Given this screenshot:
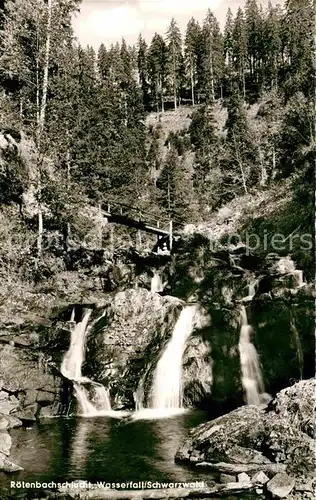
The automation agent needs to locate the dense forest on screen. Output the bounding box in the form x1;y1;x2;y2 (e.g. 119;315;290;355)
0;0;314;287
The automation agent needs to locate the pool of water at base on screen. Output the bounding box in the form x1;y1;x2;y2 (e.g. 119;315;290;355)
0;410;259;499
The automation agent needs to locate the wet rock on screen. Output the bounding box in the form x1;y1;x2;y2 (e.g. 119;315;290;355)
9;394;19;405
176;404;265;464
238;472;251;483
0;452;23;472
36;390;55;406
266;473;295;498
15;403;37;423
0;431;12;455
0;390;8;400
0;344;60;394
183;337;213;406
295;479;314;492
219;473;236;484
38;405;55;418
252;471;269;485
0;417;9;430
24;389;37;406
11;333;39;347
3;414;22;428
0;400;18;415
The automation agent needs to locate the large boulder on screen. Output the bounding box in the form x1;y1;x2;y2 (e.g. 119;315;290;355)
176;379;315;477
0;431;11;455
266;473;295;498
0;452;23;472
183;337;213;406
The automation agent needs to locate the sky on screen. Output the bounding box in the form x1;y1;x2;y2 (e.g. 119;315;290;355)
72;0;259;49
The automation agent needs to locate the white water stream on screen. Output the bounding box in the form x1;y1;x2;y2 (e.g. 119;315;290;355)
238;306;270;405
61;309;113;417
152;305;198;410
151;272;164;293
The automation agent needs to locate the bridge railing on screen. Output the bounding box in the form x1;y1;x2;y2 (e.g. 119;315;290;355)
102;200;171;233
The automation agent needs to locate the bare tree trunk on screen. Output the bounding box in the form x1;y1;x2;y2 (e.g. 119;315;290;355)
259;148;267;186
66;151;71;249
242;66;246;101
36;0;53;260
173;64;177;110
161;76;165;113
98;203;103;248
19;90;23;122
271;146;276;180
233;134;248;195
314;0;316;156
39;0;52;135
209;36;215;102
290;316;304;380
190;66;195;107
167;174;171;213
123;94;128;126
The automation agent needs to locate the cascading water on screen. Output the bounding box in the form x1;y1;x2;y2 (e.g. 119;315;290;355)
61;309;112;416
132;304;211;420
61;309;92;381
151;272;164;293
248;280;258;299
152;305;198;409
238;306;269;405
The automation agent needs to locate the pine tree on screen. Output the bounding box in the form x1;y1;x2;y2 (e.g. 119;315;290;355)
278;92;314;176
148;33;168;112
224;89;257;195
184;17;201;106
232;8;248;99
224;8;234;90
202;9;224;102
245;0;263;91
166;18;182;109
137;34;150;109
98;43;110;81
264;2;282;89
282;0;314;96
157;146;189;224
189;104;222;211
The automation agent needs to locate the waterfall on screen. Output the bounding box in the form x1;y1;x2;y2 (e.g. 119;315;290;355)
151;272;164;293
242;279;258;302
277;256;304;288
70;307;75;323
248;280;258;299
61;309;112;416
152;305;198;410
61;309;92;381
238;306;269;405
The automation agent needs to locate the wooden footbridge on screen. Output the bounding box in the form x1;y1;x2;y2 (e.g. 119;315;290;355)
101;200;176;253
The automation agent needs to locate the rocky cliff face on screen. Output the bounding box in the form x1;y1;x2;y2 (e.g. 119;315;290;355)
85;288;183;409
0;236;313;418
165;235;314;411
0;230;314;480
76;236;314;415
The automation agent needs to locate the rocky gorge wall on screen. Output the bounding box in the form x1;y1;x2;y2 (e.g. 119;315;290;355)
0;232;314;478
